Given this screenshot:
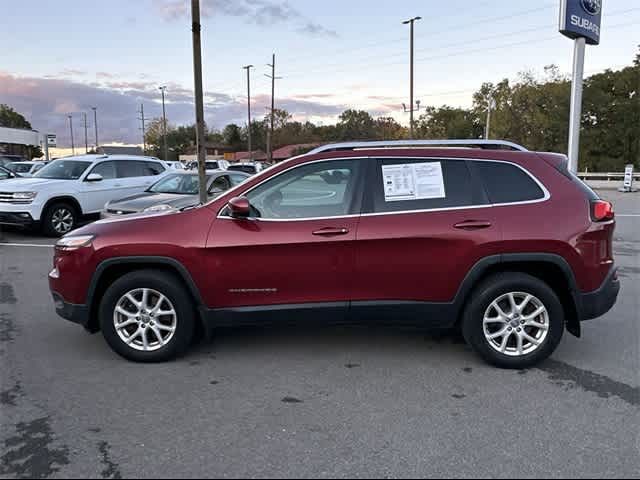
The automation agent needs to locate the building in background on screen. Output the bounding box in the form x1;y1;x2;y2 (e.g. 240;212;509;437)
0;126;40;159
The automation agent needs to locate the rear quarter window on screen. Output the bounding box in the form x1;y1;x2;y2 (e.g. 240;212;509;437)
471;161;546;204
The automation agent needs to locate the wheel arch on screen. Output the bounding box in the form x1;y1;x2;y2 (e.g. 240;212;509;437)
453;253;581;337
42;196;83;217
86;257;208;337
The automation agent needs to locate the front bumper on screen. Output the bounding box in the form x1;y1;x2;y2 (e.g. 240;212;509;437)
577;267;620;321
0;211;36;227
51;292;94;332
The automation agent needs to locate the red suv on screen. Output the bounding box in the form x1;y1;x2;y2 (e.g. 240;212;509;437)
49;140;619;368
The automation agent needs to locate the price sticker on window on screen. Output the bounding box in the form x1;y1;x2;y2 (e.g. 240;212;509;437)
382;162;446;202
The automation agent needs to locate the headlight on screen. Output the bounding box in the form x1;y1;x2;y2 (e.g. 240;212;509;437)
143;204;176;213
55;235;95;251
12;192;37;200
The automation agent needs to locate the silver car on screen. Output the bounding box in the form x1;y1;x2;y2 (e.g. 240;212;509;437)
102;169;249;218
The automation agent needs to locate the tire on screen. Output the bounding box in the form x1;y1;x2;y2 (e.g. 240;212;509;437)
99;270;196;362
42;202;78;237
461;272;564;369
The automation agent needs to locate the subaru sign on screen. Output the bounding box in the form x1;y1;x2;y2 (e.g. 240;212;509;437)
560;0;603;45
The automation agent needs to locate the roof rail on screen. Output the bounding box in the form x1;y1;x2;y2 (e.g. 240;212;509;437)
307;139;528;154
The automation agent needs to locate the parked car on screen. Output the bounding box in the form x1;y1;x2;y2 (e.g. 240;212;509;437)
0;154;169;236
0;165;21;180
7;161;47;176
49;140;619;367
187;160;230;171
227;162;265;175
0;154;28;168
165;161;185;170
102;170;250;218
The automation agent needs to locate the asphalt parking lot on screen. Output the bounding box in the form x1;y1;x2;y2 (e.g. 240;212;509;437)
1;190;638;479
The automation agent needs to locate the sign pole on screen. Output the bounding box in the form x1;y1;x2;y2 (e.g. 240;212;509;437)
568;37;586;173
44;136;50;162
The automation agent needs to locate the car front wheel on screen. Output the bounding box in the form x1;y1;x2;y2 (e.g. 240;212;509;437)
43;202;78;237
99;270;195;362
462;272;564;369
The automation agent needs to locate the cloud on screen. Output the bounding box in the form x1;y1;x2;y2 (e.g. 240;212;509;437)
0;73;348;147
154;0;337;37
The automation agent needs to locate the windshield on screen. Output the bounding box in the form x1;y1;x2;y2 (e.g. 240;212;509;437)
34;160;92;180
149;173;209;194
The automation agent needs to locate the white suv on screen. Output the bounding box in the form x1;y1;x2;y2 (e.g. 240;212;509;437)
0;155;168;236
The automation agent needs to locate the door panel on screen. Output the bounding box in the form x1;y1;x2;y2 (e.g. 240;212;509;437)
353;157;501;304
81;161;129;213
204;216;359;309
202;158;366;312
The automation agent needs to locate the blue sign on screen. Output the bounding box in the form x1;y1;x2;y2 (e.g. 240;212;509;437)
559;0;602;45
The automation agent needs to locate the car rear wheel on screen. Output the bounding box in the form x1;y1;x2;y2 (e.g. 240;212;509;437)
462;272;564;369
42;202;78;237
99;270;195;362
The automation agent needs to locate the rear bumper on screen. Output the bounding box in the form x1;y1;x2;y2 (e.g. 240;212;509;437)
51;292;94;332
576;267;620;321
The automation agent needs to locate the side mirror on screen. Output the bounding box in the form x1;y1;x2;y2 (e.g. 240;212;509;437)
227;196;251;218
86;173;103;182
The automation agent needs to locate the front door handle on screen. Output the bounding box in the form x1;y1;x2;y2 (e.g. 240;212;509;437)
312;227;350;237
454;220;492;230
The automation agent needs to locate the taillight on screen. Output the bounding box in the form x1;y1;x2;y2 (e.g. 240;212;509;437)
591;200;614;222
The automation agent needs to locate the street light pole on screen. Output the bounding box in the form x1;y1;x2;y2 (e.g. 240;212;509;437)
265;54;281;163
191;0;208;205
68;115;75;155
485;96;496;140
159;86;168;161
403;16;421;139
83;112;88;153
243;65;254;160
91;107;99;151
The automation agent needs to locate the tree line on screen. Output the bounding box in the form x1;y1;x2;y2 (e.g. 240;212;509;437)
145;50;638;171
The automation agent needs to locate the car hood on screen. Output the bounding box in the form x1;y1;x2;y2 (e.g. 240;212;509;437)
107;192;199;212
0;178;70;190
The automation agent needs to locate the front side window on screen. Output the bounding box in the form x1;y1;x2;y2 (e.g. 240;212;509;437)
371;158;482;213
244;160;362;219
90;161;117;180
209;175;231;193
0;169;9;180
229;173;249;186
149;174;204;195
34;160;92;180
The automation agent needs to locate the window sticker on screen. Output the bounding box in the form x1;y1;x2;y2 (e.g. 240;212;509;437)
382;162;446;202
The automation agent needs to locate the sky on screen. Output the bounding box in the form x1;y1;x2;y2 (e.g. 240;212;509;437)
0;0;638;150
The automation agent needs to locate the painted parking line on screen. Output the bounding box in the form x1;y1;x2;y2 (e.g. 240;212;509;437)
0;243;54;248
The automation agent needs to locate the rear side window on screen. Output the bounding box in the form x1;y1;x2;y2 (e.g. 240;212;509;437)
117;161;164;178
472;161;545;204
371;159;483;213
145;161;165;175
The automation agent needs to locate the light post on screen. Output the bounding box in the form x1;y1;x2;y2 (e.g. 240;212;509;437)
159;86;168;161
403;16;421;139
243;65;254;159
485;96;496;140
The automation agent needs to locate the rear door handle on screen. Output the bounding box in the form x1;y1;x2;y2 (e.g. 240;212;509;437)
454;220;492;230
312;227;350;236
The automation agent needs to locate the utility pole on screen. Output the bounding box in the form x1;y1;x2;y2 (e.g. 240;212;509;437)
159;85;169;161
68;115;75;155
91;107;99;151
243;64;254;160
191;0;208;205
265;54;281;163
485;96;496;140
138;103;151;154
83;112;88;153
402;16;421;139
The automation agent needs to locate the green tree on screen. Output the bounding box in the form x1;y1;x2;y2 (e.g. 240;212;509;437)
337;109;376;140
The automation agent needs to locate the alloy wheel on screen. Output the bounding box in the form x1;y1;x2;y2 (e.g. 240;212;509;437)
113;288;177;352
52;208;74;234
482;291;550;357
